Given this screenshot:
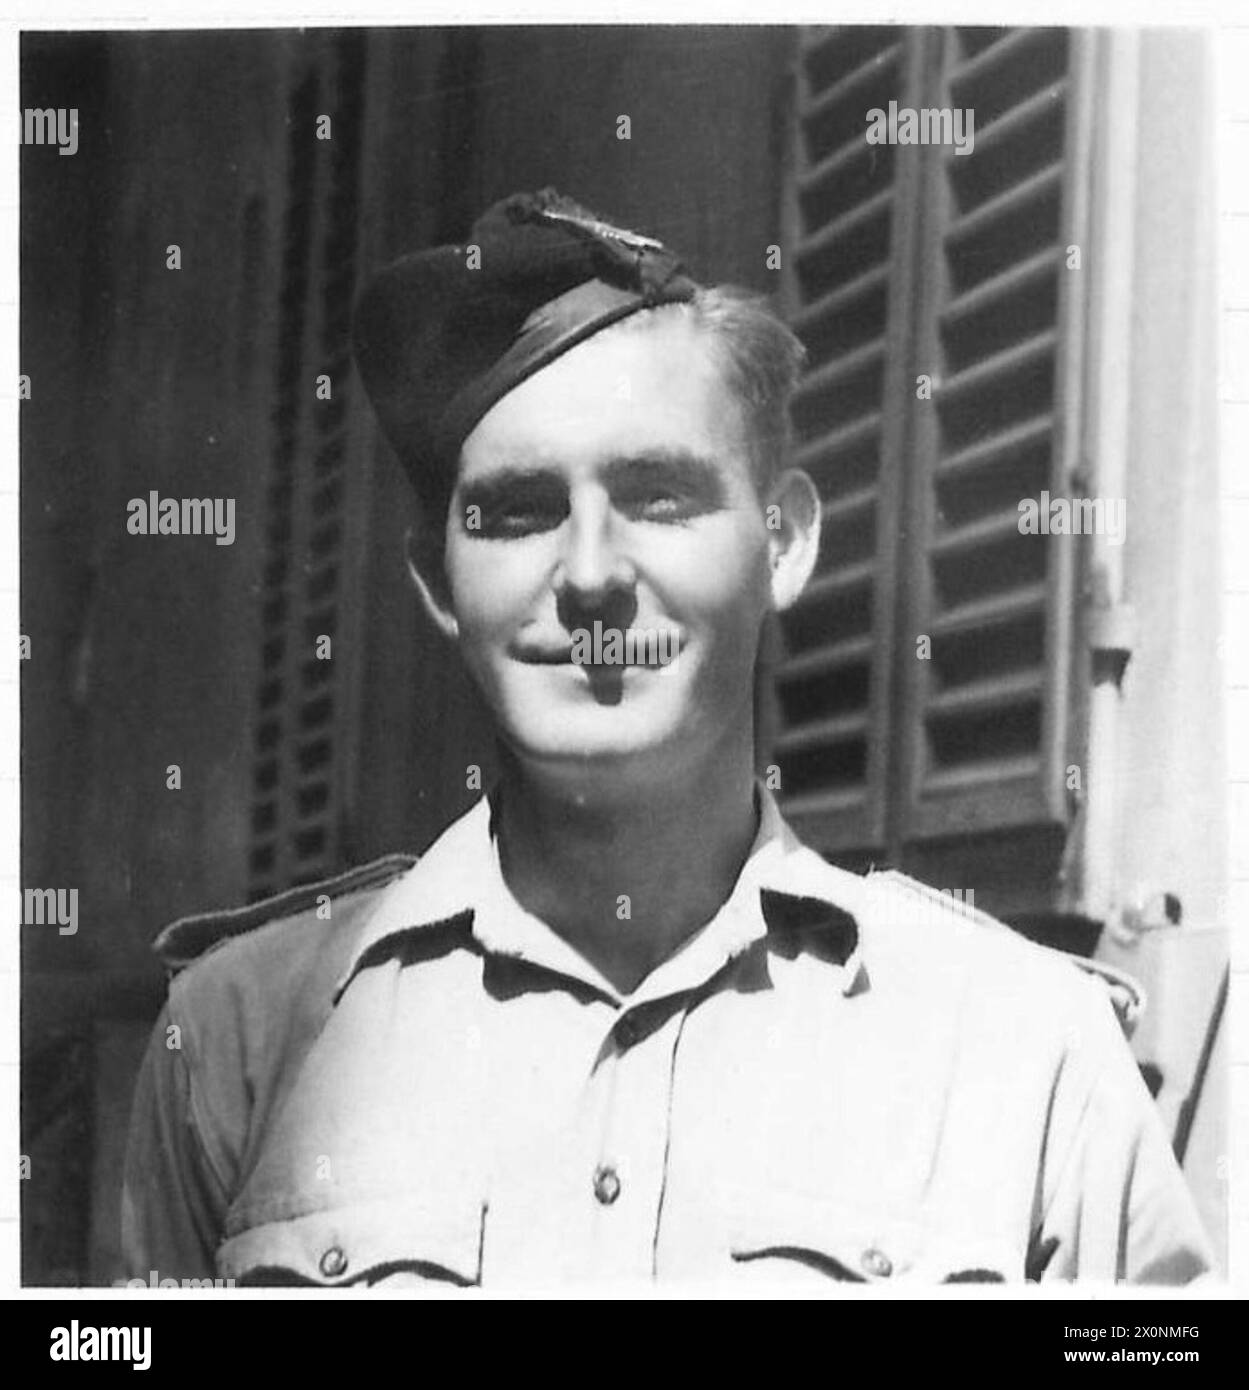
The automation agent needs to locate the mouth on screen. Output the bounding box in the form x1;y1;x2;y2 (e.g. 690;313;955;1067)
515;646;575;665
513;627;683;669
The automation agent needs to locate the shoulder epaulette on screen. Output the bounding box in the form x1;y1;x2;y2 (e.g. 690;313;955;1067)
867;868;1144;1035
152;853;417;975
867;869;1006;933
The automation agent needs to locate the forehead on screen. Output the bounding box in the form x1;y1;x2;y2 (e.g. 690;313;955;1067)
457;308;750;478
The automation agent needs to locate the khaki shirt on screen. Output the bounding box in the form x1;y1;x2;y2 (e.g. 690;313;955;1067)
122;790;1213;1288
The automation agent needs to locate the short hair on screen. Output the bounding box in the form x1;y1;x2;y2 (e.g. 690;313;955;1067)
601;284;807;490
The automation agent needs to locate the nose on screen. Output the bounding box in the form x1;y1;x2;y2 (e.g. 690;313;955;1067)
551;489;636;604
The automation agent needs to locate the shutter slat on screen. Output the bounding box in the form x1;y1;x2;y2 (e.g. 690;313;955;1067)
963;80;1068;154
938;412;1052;478
778;633;875;680
792;264;890;335
803;43;903;124
821;483;877;525
800;25;897;70
798;559;877;605
946;161;1063;246
797;131;875;199
794;412;881;473
942;245;1062;326
949;26;1052;84
795;187;892;265
928;509;1026;558
928;582;1048;638
922;758;1041;794
775;711;871;755
792;338;886;404
926;669;1045;719
939;327;1057;403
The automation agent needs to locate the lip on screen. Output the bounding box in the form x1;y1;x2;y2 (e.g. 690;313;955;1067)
512;625;683;669
512;643;683;668
513;645;575;665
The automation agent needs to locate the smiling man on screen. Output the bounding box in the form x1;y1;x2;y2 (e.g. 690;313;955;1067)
122;190;1213;1288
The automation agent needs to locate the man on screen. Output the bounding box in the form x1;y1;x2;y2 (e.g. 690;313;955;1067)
123;189;1213;1287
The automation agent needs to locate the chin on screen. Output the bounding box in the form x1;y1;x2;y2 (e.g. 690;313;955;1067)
509;721;680;765
500;710;692;775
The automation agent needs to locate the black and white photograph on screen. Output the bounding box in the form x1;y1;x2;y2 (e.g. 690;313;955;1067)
16;16;1239;1309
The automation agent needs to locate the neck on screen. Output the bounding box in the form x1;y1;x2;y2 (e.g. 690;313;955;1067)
494;735;760;995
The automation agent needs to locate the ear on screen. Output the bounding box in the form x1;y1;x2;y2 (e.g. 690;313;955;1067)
764;468;821;612
403;527;459;641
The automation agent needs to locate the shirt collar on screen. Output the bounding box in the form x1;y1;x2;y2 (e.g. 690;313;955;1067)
335;785;871;1006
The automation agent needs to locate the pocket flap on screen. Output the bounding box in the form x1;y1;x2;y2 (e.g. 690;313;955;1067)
218;1193;484;1287
729;1188;1014;1283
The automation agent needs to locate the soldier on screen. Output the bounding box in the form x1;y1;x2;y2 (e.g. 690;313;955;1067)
123;189;1213;1287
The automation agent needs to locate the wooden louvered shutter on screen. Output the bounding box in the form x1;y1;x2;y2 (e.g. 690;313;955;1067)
896;26;1091;842
777;25;1093;887
249;34;370;901
774;26;929;859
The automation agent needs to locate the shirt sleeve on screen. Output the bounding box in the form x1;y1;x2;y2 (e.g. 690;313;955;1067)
121;1002;231;1282
1031;974;1216;1284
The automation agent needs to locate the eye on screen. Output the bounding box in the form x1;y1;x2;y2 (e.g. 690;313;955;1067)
615;484;700;523
467;487;568;539
608;454;725;522
485;503;563;538
637;490;684;518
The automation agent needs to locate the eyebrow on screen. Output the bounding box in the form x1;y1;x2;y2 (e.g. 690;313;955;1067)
457;448;725;504
601;449;725;496
458;466;560;501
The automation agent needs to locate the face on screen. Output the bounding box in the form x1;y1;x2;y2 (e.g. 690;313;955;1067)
442;309;804;786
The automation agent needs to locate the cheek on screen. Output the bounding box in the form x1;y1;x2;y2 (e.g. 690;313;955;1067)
445;540;541;633
667;523;772;623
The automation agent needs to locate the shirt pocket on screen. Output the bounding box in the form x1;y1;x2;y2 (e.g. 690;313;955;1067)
217;1194;485;1288
727;1188;1018;1285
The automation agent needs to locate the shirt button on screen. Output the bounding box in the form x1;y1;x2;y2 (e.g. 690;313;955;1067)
593;1164;622;1206
860;1247;892;1278
319;1245;348;1278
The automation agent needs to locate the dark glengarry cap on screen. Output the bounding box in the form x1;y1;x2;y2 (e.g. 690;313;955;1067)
352;188;702;519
